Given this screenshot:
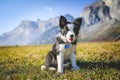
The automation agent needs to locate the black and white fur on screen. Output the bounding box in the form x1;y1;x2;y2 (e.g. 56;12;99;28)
41;16;82;73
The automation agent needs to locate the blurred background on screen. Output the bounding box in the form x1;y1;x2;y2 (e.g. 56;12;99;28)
0;0;120;46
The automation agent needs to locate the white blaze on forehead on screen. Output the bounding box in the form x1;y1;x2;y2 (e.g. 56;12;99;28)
66;23;76;43
67;24;74;31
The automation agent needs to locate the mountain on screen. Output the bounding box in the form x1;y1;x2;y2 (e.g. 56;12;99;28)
30;14;75;44
0;17;59;46
31;26;59;44
0;20;40;45
80;0;120;42
0;1;120;46
80;19;120;41
81;1;111;26
104;0;120;20
64;14;74;21
0;14;74;46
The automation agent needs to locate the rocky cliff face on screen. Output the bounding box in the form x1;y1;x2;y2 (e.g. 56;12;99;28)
81;1;111;26
80;0;120;42
103;0;120;10
103;0;120;20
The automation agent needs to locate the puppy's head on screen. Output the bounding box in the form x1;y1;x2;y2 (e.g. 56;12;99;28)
59;16;82;43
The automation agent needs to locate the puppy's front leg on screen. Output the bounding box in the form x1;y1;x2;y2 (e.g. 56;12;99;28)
57;52;64;73
70;53;80;70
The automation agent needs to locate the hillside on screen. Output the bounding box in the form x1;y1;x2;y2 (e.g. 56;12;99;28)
80;0;120;42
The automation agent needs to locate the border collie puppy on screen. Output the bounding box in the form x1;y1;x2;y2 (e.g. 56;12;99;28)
41;16;82;73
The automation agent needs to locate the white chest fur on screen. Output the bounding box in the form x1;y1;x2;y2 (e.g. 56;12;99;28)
58;44;76;59
57;44;79;73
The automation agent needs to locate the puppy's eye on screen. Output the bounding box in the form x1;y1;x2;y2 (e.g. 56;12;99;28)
65;27;69;31
74;23;77;26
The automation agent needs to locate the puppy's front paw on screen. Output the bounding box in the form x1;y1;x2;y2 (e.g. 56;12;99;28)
58;70;63;73
72;66;80;70
58;69;63;73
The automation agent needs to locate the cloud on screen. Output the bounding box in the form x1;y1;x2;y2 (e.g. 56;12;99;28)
44;6;53;12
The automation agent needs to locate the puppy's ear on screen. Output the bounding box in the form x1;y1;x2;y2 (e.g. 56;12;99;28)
59;16;67;29
73;18;82;36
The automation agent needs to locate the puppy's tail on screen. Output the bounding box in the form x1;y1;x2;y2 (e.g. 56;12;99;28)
41;65;56;71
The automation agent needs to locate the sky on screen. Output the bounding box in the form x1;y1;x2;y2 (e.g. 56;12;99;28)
0;0;96;35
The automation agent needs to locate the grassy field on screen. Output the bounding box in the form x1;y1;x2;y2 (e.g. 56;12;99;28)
0;42;120;80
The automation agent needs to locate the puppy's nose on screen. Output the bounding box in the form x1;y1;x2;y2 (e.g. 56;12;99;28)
70;35;74;37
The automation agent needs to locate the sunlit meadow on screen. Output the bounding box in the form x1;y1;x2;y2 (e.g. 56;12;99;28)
0;42;120;80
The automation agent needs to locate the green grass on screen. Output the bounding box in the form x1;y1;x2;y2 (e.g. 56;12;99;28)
0;42;120;80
